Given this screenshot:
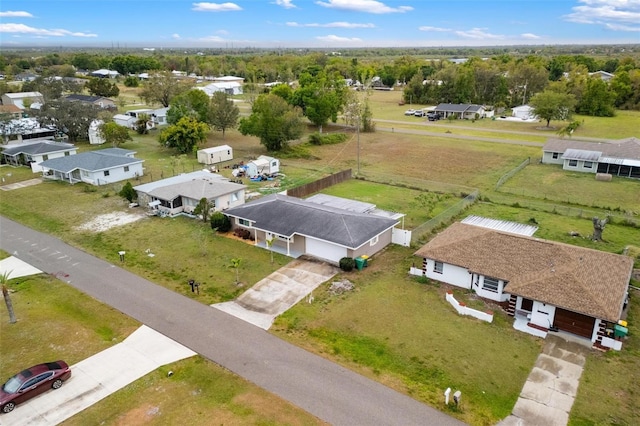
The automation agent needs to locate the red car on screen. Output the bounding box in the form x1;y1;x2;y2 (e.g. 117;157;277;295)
1;360;71;413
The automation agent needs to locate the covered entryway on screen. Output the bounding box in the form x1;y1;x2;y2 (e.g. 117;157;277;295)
553;308;595;338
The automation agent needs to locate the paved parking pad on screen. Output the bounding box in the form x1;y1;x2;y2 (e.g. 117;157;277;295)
1;326;196;426
213;258;339;329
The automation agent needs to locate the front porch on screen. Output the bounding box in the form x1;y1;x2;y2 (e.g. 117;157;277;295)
254;240;304;259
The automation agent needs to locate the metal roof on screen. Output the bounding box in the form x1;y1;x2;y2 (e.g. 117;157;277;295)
461;215;538;236
561;148;601;161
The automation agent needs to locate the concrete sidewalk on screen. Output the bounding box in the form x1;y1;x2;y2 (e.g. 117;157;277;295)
498;334;589;426
0;326;196;426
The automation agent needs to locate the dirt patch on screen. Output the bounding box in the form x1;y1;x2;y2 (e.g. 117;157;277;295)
114;404;161;425
76;211;146;233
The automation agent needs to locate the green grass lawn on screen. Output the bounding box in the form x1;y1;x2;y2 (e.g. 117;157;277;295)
498;162;640;213
0;265;324;425
272;245;542;426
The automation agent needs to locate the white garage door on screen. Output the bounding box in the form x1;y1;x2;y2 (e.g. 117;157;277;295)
306;238;346;263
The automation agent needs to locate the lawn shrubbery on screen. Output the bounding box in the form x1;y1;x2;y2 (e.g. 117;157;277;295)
339;257;355;272
308;132;348;146
210;212;231;232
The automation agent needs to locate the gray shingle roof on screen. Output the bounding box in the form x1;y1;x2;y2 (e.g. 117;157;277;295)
39;150;142;173
434;103;484;113
414;222;633;322
143;176;245;202
543;137;640;161
224;194;399;249
1;141;75;156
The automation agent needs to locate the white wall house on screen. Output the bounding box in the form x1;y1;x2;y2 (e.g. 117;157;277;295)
511;105;536;120
1;92;45;110
197;145;233;165
1;141;77;173
40;148;143;186
133;171;246;217
411;220;633;350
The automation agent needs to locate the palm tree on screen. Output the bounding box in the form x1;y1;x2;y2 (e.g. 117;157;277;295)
229;258;242;285
266;237;275;265
1;270;17;324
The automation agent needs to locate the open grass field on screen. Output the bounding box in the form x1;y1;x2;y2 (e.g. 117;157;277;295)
498;162;640;213
366;90;640;140
0;263;324;425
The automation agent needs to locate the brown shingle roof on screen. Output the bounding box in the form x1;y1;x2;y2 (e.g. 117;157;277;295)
414;222;633;322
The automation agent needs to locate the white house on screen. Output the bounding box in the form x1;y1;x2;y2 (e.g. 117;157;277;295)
224;193;403;264
245;155;280;177
1;140;77;173
90;69;120;78
434;103;487;120
1;92;45;110
197;145;233;165
198;81;243;96
411;219;633;350
542;137;640;179
39;148;143;185
88;120;105;145
133;170;246;217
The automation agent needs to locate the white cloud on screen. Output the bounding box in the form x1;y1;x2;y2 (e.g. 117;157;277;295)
0;23;97;37
0;11;34;18
216;29;230;35
287;21;375;28
605;22;640;31
192;2;242;12
315;0;412;14
564;0;640;31
199;35;227;42
172;33;181;39
272;0;297;8
418;26;452;32
316;34;363;43
521;33;541;39
454;28;504;40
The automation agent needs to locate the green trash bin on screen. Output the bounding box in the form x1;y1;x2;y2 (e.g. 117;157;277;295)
355;257;365;271
614;324;628;338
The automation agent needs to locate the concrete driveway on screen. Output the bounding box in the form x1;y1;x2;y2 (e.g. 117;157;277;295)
0;178;43;191
0;326;196;426
498;333;590;426
213;257;339;329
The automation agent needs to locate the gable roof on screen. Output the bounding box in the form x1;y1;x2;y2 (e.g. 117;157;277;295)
435;103;485;113
39;149;142;173
0;104;23;115
133;171;245;202
3;91;44;100
414;222;633;322
1;141;76;156
543;138;640;161
224;194;399;249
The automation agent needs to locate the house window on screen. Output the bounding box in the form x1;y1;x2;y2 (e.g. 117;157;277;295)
584;161;593;169
43;154;49;161
434;261;443;274
370;235;379;246
568;159;578;167
552;152;559;159
104;170;110;177
231;192;238;202
238;218;250;226
124;166;129;172
65;152;70;156
483;277;500;293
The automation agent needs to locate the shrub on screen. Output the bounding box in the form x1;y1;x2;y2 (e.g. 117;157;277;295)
210;212;231;232
339;257;355;272
118;181;137;203
233;228;251;239
308;132;348;146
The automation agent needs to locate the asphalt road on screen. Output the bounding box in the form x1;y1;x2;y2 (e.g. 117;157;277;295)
0;216;465;426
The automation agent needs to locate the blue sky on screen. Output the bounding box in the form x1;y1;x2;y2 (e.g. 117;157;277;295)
1;0;639;48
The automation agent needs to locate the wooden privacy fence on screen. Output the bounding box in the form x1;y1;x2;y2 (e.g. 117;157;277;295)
287;169;352;198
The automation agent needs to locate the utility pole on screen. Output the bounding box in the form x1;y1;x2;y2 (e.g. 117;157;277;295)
357;116;360;176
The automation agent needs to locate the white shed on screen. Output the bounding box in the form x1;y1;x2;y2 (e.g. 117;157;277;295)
246;155;280;177
113;114;136;129
88;120;106;145
512;105;536;120
197;145;233;165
